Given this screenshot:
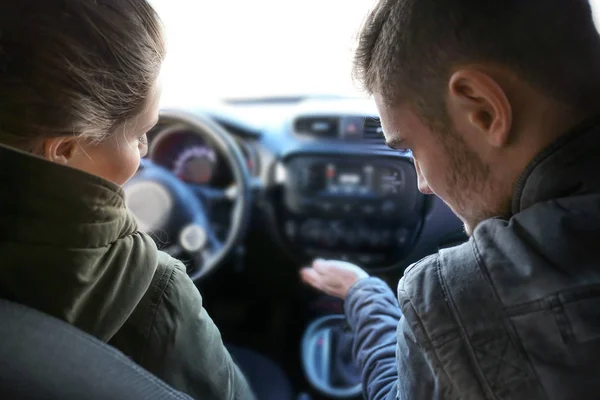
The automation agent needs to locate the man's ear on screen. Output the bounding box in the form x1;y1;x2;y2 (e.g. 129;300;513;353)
42;137;78;164
447;68;512;148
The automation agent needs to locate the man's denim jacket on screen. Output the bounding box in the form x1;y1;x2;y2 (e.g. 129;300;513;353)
345;117;600;400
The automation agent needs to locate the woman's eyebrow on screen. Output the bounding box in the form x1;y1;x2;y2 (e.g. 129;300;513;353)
144;118;159;131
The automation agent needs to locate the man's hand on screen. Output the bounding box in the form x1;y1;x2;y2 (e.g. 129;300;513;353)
300;259;369;300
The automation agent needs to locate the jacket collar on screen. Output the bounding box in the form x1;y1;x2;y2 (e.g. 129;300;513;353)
512;114;600;214
0;144;156;341
0;144;137;247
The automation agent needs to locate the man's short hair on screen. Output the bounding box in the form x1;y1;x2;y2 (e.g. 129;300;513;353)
355;0;600;113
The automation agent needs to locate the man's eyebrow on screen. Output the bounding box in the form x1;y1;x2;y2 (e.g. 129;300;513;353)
385;135;405;149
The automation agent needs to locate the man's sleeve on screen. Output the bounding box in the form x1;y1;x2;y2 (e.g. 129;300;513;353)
139;262;255;400
344;277;401;400
345;277;440;400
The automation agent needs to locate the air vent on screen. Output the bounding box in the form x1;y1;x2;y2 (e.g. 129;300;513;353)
294;116;339;138
363;117;384;141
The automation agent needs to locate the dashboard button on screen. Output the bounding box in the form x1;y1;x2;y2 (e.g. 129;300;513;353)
380;229;393;246
372;254;386;264
356;253;386;265
381;201;397;215
396;228;410;245
305;248;319;257
342;203;353;213
366;232;381;247
301;220;323;242
321;202;334;212
342;186;354;194
357;254;374;264
300;200;319;213
361;204;376;215
321;229;339;247
342;229;360;246
285;220;297;239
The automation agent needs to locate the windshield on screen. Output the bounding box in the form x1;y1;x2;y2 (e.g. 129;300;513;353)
151;0;375;106
152;0;600;107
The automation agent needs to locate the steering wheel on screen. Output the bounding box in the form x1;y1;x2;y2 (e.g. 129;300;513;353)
124;110;252;281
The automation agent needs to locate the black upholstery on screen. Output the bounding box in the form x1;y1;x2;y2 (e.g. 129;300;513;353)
229;345;294;400
0;299;193;400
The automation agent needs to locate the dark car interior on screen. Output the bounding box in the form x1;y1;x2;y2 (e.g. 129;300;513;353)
124;96;467;399
5;0;600;397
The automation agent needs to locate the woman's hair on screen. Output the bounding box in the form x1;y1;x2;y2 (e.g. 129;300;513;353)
0;0;166;151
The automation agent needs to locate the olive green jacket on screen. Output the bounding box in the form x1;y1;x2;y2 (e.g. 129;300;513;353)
0;145;254;400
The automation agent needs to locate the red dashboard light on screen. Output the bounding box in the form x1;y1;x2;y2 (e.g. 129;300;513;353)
326;164;336;179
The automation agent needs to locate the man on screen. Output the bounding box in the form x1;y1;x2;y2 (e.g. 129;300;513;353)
301;1;600;399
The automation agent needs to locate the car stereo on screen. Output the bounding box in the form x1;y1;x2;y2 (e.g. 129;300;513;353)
272;154;424;268
302;161;403;197
282;155;419;219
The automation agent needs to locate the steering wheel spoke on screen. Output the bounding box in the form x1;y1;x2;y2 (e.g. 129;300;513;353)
191;184;237;207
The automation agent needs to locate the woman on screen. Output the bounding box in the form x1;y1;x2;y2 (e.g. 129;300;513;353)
0;1;254;399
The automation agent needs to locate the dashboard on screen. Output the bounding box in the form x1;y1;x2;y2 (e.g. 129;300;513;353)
144;98;466;273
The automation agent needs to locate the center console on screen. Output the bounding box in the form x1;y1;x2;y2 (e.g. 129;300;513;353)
270;153;424;269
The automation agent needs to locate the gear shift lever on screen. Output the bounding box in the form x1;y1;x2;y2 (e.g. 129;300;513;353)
329;326;360;387
301;315;361;398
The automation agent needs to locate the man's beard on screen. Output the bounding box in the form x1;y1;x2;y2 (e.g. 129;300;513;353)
439;128;512;236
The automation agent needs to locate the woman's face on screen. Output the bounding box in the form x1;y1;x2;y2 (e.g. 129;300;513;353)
45;81;161;186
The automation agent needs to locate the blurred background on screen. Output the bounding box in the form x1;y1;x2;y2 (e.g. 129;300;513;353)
151;0;600;108
151;0;376;107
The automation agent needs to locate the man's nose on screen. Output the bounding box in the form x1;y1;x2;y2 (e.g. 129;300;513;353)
414;161;434;195
417;178;434;195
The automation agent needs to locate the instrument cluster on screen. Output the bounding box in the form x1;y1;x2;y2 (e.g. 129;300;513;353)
147;125;259;187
